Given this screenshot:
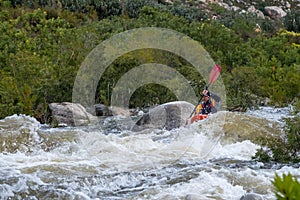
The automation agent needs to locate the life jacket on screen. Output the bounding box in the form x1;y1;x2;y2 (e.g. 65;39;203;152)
201;100;212;114
195;104;202;114
195;96;220;115
211;98;215;107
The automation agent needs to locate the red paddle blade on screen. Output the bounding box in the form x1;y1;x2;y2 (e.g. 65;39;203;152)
209;64;221;84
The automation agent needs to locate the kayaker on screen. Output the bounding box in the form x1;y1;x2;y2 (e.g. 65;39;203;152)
195;89;212;115
186;90;216;125
195;89;221;114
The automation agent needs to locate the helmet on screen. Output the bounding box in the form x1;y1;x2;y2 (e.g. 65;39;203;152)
204;91;211;97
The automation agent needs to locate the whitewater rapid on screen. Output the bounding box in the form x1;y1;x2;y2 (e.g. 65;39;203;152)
0;108;299;199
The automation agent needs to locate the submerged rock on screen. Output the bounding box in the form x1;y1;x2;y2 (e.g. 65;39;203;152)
240;193;263;200
203;111;284;145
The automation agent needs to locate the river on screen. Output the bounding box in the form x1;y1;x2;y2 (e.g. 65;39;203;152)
0;107;299;199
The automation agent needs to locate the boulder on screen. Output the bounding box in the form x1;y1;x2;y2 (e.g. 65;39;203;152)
285;2;291;9
49;102;97;126
247;5;256;13
231;6;241;12
132;101;194;131
264;6;287;20
255;10;265;19
247;6;265;19
86;104;131;117
95;104;110;116
86;104;109;116
110;106;131;117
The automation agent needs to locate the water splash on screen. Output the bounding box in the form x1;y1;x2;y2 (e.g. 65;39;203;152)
0;108;297;199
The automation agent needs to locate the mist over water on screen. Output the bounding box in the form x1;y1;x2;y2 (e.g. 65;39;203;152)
0;108;299;199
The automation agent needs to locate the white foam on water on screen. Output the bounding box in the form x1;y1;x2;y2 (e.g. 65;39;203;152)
74;120;231;171
246;106;292;123
217;167;275;196
0;112;252;170
148;162;284;200
0;109;298;199
275;166;300;180
1;114;41;129
153;170;245;200
208;140;260;160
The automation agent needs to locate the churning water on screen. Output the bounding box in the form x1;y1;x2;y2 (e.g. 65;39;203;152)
0;107;299;199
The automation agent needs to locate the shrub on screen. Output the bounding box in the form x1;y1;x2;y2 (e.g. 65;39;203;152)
273;173;300;200
169;4;207;22
284;9;300;32
123;0;151;18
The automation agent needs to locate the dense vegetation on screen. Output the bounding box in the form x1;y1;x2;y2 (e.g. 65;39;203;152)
0;0;299;123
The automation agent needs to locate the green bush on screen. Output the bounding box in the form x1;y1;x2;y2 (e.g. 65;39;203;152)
224;67;262;110
273;173;300;200
284;9;300;32
124;0;151;18
169;4;207;22
94;0;122;19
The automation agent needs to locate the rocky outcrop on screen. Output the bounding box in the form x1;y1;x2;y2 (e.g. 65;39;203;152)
49;102;97;126
132;101;194;131
264;6;287;20
160;0;296;20
247;6;265;19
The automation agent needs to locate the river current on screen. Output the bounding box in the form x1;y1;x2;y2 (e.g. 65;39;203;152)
0;107;299;199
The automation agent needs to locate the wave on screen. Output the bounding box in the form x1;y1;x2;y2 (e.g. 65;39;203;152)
0;111;283;162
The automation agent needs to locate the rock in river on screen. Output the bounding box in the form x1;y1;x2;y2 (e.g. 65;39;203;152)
49;102;97;126
132;101;194;131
